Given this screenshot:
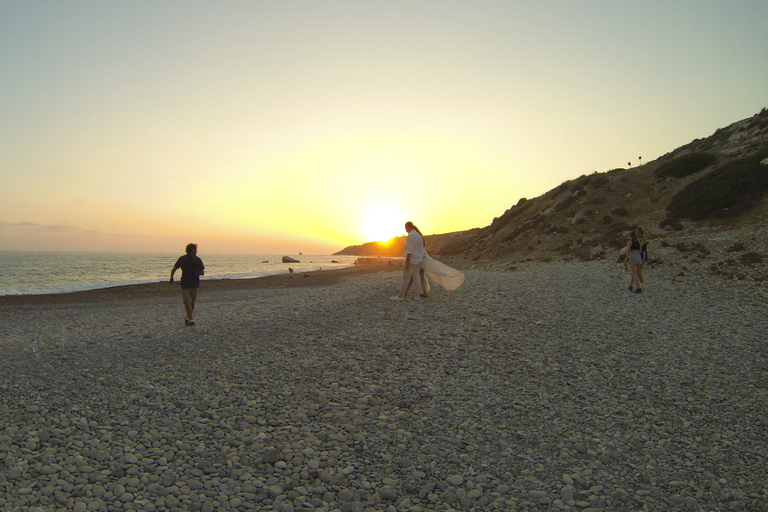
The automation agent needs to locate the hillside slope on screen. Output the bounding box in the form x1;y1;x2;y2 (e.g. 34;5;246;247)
339;109;768;271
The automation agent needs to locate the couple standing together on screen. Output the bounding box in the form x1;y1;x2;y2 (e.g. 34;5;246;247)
624;227;648;293
390;221;465;301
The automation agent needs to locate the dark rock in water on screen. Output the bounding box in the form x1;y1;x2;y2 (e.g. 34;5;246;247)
282;256;300;263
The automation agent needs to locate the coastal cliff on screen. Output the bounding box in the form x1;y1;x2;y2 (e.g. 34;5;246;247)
338;109;768;268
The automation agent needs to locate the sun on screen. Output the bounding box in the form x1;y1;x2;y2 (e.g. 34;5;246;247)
362;206;404;243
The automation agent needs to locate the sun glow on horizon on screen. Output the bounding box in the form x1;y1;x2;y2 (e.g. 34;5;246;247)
1;4;764;254
362;205;405;243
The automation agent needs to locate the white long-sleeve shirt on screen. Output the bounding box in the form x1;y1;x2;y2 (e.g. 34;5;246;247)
404;230;427;264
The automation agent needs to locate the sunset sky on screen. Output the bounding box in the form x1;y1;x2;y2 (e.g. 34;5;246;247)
1;1;766;254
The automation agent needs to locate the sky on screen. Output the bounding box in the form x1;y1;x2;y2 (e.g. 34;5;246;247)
1;1;766;254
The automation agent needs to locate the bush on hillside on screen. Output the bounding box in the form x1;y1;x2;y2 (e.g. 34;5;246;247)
609;221;633;235
748;107;768;129
491;199;533;234
659;217;683;231
591;175;610;188
669;148;768;220
698;128;733;151
554;195;577;212
611;206;629;217
655;152;718;179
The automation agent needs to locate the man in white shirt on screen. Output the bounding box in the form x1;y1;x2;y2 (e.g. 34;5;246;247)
391;222;428;300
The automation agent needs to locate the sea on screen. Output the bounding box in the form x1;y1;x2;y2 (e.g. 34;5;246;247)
0;252;359;296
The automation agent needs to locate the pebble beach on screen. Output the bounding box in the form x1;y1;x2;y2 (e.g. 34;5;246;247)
1;258;767;512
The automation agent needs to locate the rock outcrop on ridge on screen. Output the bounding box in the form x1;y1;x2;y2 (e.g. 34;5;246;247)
338;108;768;270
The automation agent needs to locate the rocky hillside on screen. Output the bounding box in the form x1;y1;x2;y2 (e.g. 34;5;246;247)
338;108;768;274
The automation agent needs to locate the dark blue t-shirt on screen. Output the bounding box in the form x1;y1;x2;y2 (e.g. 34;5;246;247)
174;254;204;289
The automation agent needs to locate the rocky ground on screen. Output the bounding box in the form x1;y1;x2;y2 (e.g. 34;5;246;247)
1;245;767;511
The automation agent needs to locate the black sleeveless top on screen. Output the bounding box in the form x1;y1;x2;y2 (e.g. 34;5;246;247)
630;240;641;251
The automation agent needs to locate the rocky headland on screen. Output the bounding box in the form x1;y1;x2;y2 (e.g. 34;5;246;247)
338;108;768;287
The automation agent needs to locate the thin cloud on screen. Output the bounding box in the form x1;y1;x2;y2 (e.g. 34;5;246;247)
0;221;79;233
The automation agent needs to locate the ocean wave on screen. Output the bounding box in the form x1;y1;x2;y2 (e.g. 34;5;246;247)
0;261;355;296
0;279;161;297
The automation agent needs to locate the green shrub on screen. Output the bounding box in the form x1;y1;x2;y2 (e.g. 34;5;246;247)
669;148;768;220
659;217;683;231
611;206;629;217
591;175;610;188
655;152;718;179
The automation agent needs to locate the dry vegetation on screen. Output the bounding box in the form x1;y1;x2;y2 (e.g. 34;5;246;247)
339;109;768;284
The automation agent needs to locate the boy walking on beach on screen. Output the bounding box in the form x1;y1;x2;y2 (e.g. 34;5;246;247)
170;243;205;326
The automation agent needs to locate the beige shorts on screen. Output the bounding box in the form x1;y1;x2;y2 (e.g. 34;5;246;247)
181;288;198;304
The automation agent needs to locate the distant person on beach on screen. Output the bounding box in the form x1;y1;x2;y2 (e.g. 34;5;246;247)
170;243;205;325
636;226;648;285
624;231;643;293
391;222;428;301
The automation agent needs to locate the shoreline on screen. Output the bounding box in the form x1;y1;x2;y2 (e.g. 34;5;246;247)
0;261;403;307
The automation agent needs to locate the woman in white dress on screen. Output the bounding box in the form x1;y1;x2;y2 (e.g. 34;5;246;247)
391;222;465;300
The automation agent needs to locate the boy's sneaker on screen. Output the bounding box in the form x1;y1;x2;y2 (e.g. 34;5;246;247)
185;318;196;326
635;288;642;294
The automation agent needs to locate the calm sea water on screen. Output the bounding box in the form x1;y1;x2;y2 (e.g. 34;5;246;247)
0;252;358;296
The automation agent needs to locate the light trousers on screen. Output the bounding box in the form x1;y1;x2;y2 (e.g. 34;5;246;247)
398;261;425;297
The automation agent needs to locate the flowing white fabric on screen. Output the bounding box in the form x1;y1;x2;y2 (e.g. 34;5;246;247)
421;255;465;292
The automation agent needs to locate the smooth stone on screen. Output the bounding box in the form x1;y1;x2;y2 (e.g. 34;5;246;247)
446;475;464;486
379;485;397;500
